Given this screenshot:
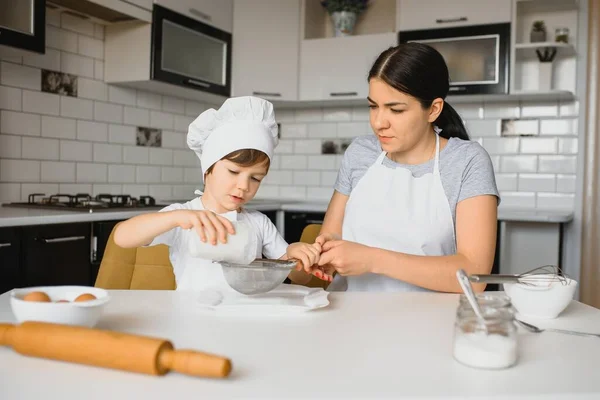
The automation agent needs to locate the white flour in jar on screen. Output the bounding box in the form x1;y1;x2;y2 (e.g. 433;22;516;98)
453;331;517;369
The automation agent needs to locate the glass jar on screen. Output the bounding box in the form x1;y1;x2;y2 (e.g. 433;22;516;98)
457;292;514;316
453;299;518;370
555;27;569;44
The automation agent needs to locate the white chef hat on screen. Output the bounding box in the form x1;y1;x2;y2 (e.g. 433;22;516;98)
187;96;279;180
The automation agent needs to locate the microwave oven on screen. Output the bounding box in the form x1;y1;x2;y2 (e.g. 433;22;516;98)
398;23;510;95
151;4;232;97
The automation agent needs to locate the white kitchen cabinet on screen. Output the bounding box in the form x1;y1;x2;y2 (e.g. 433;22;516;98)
299;33;396;101
232;0;301;101
50;0;152;22
126;0;153;11
154;0;233;32
397;0;511;31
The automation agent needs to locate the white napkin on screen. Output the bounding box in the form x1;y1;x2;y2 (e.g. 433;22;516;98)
195;284;330;315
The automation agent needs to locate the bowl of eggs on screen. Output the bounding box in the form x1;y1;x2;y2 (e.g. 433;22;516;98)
10;286;110;327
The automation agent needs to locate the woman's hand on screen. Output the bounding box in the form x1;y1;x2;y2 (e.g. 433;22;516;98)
173;210;235;245
314;232;342;247
318;240;373;276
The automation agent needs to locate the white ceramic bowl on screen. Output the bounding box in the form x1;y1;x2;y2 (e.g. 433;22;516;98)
503;277;577;319
10;286;110;327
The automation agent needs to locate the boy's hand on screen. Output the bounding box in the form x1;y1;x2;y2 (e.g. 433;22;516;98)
173;210;236;245
286;242;321;273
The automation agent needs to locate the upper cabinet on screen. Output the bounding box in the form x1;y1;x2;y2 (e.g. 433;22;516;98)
397;0;511;31
154;0;233;32
49;0;152;23
232;0;301;101
0;0;45;54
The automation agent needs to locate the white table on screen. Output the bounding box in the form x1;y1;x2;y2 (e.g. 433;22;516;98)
1;290;599;399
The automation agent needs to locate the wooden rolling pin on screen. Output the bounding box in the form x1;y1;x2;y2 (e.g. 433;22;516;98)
0;321;231;378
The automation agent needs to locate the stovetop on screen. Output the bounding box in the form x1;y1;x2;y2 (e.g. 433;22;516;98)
3;193;167;213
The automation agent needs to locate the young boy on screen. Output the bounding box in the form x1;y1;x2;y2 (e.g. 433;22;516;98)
114;96;321;291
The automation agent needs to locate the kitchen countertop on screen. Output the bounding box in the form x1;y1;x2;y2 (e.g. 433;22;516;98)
1;289;599;399
0;200;574;227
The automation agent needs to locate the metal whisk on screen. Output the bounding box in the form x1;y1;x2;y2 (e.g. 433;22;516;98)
469;265;570;287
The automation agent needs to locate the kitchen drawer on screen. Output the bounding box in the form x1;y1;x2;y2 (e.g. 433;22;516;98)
397;0;511;31
0;227;21;294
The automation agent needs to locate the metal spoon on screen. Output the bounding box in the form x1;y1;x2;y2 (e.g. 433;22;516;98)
515;319;600;338
456;269;488;334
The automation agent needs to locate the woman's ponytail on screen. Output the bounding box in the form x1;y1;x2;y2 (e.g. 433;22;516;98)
434;102;470;141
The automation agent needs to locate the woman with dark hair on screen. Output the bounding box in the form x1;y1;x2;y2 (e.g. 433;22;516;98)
307;43;500;293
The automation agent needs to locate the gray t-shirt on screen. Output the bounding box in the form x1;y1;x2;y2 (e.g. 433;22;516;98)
334;135;500;225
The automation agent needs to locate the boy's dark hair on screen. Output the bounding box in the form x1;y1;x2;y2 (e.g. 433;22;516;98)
205;149;270;176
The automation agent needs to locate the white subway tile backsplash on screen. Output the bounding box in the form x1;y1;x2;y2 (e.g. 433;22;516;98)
559;101;579;117
22;48;61;71
174;115;193;132
294;140;321;154
77;120;107;142
280;155;307;170
0;135;21;158
1;160;40;182
520;103;558;118
295;109;323;122
46;26;78;53
520;138;557;154
122;184;149;198
494;173;517;191
1;62;40;90
123;146;149;164
0;183;21;203
92;184;122;195
270;155;281;170
60;96;93;119
278;185;306;200
124;106;150;126
255;185;279;199
172;185;196;199
184;101;205;116
321;171;338;186
41;161;75;182
539;119;576;135
351;106;369;121
150;148;173;166
22;90;60;115
61;13;95;36
61;52;94;78
137;91;162;110
482;138;519;155
77;162;107;182
499;192;536;208
150;111;174;129
162;96;185;114
483;102;520;119
60;140;92;161
107;86;136;105
500;155;537;173
173;150;198;167
558;138;578;154
94;60;104;80
21;183;59;200
94;24;105;40
293;171;320;185
78;78;108;101
275;140;294;154
323;108;351;122
1;111;41;136
136;166;161;183
108;165;135;183
518;174;555;192
46;9;61;27
274;109;294;122
308;155;336;170
264;171;293;185
161;167;184;183
466;119;500;137
556;175;576;193
184;167;201;184
536;193;575;209
42;116;76;140
454;103;483;119
149;185;172;200
538;155;577;174
282;124;308;138
94;102;123;123
78;35;104;59
337;122;368;138
0;86;22;111
93;143;122;163
59;183;93;194
161;131;185;149
307;186;333;201
22;137;59;160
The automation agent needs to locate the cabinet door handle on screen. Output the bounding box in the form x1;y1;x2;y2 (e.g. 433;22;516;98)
38;236;86;244
185;79;211;88
435;17;468;24
330;92;358;97
0;242;11;248
252;91;282;97
306;219;324;225
189;8;212;22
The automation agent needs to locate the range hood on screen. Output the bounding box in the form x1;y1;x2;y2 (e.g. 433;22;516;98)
47;0;151;24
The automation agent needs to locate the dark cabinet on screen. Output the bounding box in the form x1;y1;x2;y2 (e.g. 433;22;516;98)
21;223;91;287
284;212;325;243
0;227;21;294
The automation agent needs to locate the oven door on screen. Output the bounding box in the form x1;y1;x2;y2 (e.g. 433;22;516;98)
0;0;45;54
151;4;232;97
398;23;510;95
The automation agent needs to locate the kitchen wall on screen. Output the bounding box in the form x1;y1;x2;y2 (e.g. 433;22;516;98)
0;8;579;209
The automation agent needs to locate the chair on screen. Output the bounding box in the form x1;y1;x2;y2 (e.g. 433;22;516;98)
94;222;328;290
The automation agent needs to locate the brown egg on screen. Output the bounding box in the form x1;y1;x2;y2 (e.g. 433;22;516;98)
56;299;70;303
74;293;97;302
23;291;51;302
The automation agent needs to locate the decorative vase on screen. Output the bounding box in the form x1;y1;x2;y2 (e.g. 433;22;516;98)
538;61;553;91
331;11;357;37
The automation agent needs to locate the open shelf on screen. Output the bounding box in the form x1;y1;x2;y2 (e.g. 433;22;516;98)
515;0;578;14
515;42;576;57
